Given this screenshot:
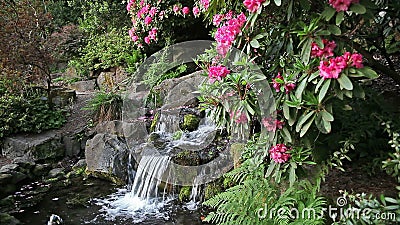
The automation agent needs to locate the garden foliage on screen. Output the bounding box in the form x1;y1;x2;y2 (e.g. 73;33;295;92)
127;0;399;224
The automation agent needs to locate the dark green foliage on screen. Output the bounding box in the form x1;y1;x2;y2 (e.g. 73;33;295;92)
0;89;66;138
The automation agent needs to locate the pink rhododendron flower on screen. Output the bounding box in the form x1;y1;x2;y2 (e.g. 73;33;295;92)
193;6;200;16
148;28;157;40
319;52;363;79
182;6;190;15
144;16;152;25
149;7;158;17
243;0;266;13
144;36;151;44
126;0;135;11
269;144;291;163
213;14;224;26
173;5;180;13
214;12;246;56
272;73;283;92
328;0;358;12
311;39;337;59
208;65;230;82
351;53;363;68
284;83;296;93
262;117;284;132
230;111;248;124
201;0;210;10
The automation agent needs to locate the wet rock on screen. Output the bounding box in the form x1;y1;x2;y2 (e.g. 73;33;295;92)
0;213;20;225
85;133;129;184
63;135;83;157
0;195;15;213
148;132;168;149
48;168;65;178
0;173;13;184
72;159;86;170
0;164;18;173
172;150;200;166
32;164;52;177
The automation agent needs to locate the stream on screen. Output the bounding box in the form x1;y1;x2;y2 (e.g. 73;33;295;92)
13;177;204;225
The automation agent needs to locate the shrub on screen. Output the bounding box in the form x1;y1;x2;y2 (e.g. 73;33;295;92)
0;88;66;139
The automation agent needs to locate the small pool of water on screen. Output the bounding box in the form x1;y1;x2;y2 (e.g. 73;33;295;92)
13;177;204;225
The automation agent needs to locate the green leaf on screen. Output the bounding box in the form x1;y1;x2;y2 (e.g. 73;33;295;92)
274;0;281;6
296;111;315;132
321;6;336;21
350;3;366;14
295;77;308;100
281;127;292;143
300;115;315;137
337;74;353;90
250;39;260;48
283;103;290;120
289;162;297;186
318;79;331;103
336;11;344;25
327;24;341;35
266;161;276;177
358;67;379;79
301;38;312;64
320;110;334;122
323;119;331;133
315;30;331;36
353;82;365;98
315;77;325;93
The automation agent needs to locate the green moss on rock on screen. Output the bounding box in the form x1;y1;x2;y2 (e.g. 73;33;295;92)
181;114;200;131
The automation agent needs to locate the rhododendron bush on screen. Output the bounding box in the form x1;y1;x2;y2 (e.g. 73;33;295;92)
126;0;399;223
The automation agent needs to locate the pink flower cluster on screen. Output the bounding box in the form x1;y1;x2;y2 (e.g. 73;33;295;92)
230;110;248;124
243;0;266;13
200;0;210;10
208;65;230;83
328;0;359;12
272;73;296;93
318;52;364;79
311;39;336;59
262;117;284;132
214;12;246;55
269;144;291;163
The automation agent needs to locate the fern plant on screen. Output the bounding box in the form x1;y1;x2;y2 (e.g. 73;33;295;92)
203;155;326;225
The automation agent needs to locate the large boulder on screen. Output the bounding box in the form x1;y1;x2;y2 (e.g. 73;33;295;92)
2;131;64;163
85;133;129;184
68;80;96;92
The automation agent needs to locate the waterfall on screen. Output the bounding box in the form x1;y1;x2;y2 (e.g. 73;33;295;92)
96;109;217;223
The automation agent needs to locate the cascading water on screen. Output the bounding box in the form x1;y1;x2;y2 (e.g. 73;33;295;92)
94;110;216;223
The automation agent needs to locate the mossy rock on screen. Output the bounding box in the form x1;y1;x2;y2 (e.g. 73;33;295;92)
204;182;222;201
173;150;200;166
180;114;200;132
179;186;192;202
85;168;125;185
0;213;20;225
